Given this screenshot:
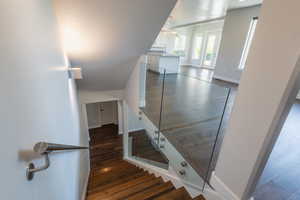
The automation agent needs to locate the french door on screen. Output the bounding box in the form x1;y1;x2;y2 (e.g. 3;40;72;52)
191;30;222;69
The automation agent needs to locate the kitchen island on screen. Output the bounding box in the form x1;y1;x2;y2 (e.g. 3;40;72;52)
147;52;180;74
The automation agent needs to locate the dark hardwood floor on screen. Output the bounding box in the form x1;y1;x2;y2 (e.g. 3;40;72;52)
130;129;169;166
253;102;300;200
142;66;237;180
143;65;300;199
86;124;205;200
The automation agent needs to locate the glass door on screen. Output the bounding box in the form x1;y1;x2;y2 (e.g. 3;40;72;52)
191;34;204;66
190;31;222;68
203;31;222;69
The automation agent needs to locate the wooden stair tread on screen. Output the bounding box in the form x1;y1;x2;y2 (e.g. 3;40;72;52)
193;195;206;200
126;181;174;200
87;174;156;199
89;167;143;189
91;178;164;200
88;171;148;194
87;123;206;200
154;187;192;200
90;160;134;177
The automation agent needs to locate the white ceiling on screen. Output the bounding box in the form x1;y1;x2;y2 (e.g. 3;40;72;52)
168;0;262;27
229;0;263;10
54;0;177;91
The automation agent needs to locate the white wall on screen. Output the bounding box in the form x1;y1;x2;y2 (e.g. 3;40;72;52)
86;101;118;129
0;0;89;199
127;106;144;132
86;103;101;128
213;0;300;199
214;6;261;83
124;56;147;133
54;0;177;91
125;58;143;115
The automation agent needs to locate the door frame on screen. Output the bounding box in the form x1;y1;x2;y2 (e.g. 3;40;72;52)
82;100;125;142
189;29;222;69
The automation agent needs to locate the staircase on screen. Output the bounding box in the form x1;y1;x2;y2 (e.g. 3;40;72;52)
87;124;205;200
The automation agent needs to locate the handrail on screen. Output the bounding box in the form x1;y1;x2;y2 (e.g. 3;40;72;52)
26;142;89;181
33;142;88;154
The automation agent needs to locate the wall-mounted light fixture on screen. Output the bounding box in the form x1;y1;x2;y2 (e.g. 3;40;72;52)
68;67;83;79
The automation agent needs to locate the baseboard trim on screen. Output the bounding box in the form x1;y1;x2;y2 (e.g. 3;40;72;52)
88;124;101;129
210;171;240;200
139;100;146;108
213;75;240;84
81;169;90;200
128;128;145;133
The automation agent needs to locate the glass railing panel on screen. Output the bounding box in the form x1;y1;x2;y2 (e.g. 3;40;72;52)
139;63;165;129
127;108;168;169
158;67;231;189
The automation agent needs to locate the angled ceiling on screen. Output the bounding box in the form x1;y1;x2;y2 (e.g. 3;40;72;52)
54;0;177;91
168;0;262;27
229;0;262;10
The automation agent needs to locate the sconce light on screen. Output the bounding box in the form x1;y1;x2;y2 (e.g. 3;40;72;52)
68;67;82;79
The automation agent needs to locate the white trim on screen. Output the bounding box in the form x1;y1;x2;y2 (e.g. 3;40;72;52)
81;169;90;200
213;75;240;84
296;92;300;100
210;171;240;200
128;128;145;133
117;100;124;135
88;124;101;130
139;99;146;108
81;104;91;142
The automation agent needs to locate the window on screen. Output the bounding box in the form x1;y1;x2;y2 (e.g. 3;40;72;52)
239;17;258;70
192;36;203;59
174;35;186;51
203;34;217;66
174;35;187;57
191;31;221;68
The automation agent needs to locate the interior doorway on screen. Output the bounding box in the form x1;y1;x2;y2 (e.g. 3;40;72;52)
86;101;119;129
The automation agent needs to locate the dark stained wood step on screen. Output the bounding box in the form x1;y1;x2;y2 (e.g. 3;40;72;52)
87;119;206;200
92;178;164;200
153;187;192;200
88;171;148;195
87;174;156;200
126;181;174;200
89;166;143;189
193;195;206;200
90;160;135;177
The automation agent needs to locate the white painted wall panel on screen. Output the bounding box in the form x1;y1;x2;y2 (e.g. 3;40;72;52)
0;0;89;199
214;1;300;199
214;6;261;83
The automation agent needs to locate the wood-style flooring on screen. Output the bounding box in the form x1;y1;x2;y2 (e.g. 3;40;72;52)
143;65;300;199
130;129;169;166
253;102;300;200
86;124;205;200
142;66;237;180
